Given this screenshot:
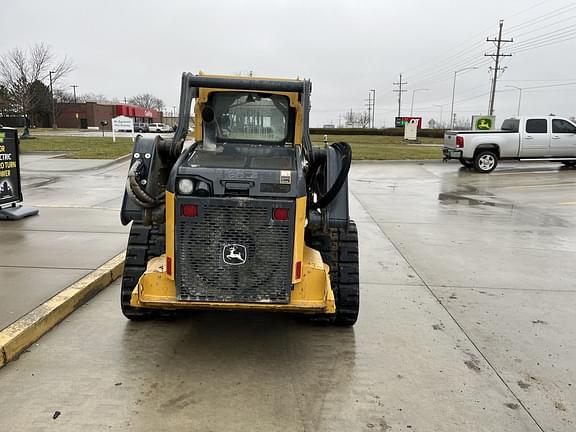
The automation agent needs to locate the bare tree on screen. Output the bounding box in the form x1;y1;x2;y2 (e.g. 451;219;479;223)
357;111;370;128
0;43;73;118
0;85;13;116
128;93;165;110
79;92;112;103
344;110;370;128
452;115;472;130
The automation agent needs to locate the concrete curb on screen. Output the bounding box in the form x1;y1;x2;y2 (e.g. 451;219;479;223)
0;253;125;369
352;159;444;164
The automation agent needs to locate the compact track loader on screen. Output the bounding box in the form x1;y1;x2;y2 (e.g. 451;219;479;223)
120;73;359;325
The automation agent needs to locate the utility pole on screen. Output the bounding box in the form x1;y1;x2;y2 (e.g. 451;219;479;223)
70;85;78;103
49;71;57;129
370;89;376;128
393;73;407;118
365;91;372;128
485;20;513;116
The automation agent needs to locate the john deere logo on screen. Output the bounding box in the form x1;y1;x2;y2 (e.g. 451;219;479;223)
477;118;492;130
223;244;247;265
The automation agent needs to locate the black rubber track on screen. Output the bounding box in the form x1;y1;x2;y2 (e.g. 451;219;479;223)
305;220;360;325
120;222;166;320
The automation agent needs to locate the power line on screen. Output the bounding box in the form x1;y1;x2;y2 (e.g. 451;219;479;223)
511;36;576;54
407;2;576;88
512;26;576;49
510;30;576;54
408;57;489;89
506;2;576;32
520;82;576;91
512;14;576;39
485;20;513;115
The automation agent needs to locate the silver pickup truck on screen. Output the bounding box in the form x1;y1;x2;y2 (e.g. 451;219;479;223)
443;116;576;173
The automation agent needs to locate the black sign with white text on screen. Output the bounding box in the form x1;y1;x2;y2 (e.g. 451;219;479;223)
0;128;22;207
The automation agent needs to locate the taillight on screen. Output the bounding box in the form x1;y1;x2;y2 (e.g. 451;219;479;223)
295;261;302;279
273;207;289;221
181;204;198;217
456;136;464;148
166;256;172;276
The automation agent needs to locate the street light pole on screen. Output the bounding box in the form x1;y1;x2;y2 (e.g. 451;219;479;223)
450;67;478;129
49;71;57;129
506;85;523;116
410;88;428;116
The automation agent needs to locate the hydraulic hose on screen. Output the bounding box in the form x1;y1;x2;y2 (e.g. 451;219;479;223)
125;159;164;209
310;141;352;210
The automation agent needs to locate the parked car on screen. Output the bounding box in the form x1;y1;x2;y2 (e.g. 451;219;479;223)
134;122;149;133
443;116;576;173
148;123;172;133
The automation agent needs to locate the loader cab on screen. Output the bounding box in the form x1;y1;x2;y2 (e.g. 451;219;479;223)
198;91;294;146
176;87;305;199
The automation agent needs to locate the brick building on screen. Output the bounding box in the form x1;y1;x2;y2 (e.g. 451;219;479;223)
56;102;162;130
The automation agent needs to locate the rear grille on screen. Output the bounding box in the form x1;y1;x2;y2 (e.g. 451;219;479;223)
175;197;294;303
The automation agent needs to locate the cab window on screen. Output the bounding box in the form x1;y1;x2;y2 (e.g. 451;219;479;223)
205;92;290;143
552;119;576;134
526;119;547;134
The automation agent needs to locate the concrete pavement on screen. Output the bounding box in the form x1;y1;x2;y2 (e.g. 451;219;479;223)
2;160;575;431
0;154;129;330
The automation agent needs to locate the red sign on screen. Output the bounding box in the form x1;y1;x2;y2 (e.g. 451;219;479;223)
395;117;422;128
115;104;159;119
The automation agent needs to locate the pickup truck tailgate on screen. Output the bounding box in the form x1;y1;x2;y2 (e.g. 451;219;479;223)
444;132;457;149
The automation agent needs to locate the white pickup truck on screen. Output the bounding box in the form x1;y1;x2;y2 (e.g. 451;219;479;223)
443;116;576;173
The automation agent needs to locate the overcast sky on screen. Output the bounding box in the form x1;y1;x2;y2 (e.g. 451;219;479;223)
2;0;575;127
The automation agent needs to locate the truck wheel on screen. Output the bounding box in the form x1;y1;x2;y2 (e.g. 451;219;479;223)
459;159;474;168
121;222;166;320
306;221;360;326
473;151;498;173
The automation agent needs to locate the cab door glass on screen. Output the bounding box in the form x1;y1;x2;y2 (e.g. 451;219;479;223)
552;119;576;134
526;119;547;134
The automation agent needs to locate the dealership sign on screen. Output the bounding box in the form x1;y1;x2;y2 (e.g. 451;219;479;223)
0;128;22;207
395;116;422;128
112;115;134;142
472;115;496;131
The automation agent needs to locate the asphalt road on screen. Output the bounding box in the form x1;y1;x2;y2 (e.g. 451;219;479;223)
1;160;575;431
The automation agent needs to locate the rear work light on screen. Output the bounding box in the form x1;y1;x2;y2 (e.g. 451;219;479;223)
273;207;289;221
455;135;464;148
181;204;198;217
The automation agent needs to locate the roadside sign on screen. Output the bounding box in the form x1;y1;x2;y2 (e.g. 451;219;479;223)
472;115;496;131
112;115;134;142
395;116;422;128
0;128;22;207
404;119;419;141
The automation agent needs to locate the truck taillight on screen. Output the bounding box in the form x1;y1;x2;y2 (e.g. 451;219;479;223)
456;136;464;148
